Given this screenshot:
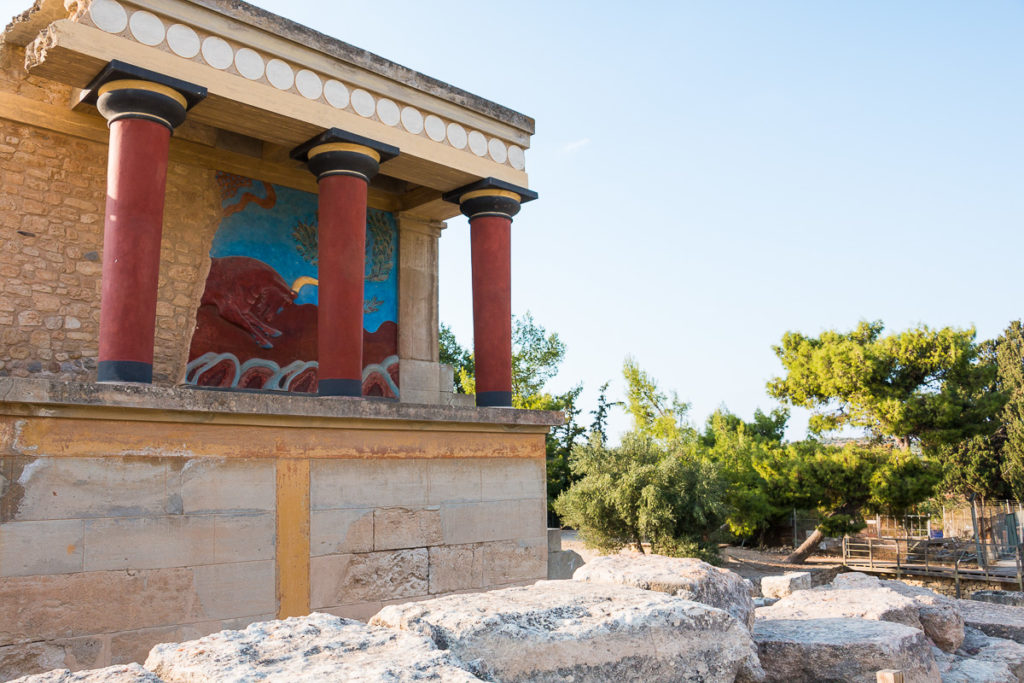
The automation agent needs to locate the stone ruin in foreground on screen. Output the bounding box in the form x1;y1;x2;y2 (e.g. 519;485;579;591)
12;556;1024;682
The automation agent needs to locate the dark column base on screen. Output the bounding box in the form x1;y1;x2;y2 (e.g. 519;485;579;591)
97;360;153;383
318;378;363;397
476;390;513;408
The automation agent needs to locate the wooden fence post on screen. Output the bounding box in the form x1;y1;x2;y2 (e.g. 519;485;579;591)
877;670;904;683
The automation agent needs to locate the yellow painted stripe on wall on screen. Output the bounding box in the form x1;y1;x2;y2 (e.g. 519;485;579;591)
276;458;310;619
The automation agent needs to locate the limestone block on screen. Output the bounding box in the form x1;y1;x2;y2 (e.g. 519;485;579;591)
83;516;215;571
398;359;440;395
428;544;483;594
310;549;428;609
310;508;373;556
479;458;545;501
311;459;428;510
481;537;547;586
0;519;83;577
426;459;481;505
572;554;755;629
957;626;1024;679
547;549;585;580
8;663;164;682
762;577;965;651
753;618;939;683
760;572;811;599
397;389;440;405
193;561;276;620
373;507;442;550
0;569;206;645
958;598;1024;644
5;457;170;521
439;364;455;394
547;528;562;552
210;513;275;563
0;636;106;681
174;459;275;514
371;580;761;682
933;646;1017;683
322;602;384;622
971;590;1024;607
145;613;479;682
441;499;544;545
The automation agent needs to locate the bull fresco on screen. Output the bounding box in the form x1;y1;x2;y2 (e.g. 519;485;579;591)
185;172;399;397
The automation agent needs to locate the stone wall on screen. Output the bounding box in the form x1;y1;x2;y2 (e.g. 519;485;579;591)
0;378;556;679
0;44;222;384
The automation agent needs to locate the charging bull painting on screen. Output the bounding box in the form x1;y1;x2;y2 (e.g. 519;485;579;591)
185;172;399;397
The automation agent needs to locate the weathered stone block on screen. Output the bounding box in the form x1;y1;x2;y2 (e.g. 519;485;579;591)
310;508;373;556
547;528;562;552
83;516;216;571
210;513;275;564
373;506;442;550
479;458;545;501
760;572;811;599
753;617;939;683
0;519;83;577
399;359;440;395
145;613;479;682
193;561;276;621
971;590;1024;607
8;663;163;682
425;459;481;505
174;459;275;514
371;580;761;682
428;544;483;594
959;598;1024;644
310;549;428;609
311;460;428;510
4;457;170;521
0;636;106;681
441;499;545;545
481;537;547;586
573;553;755;630
547;549;585;580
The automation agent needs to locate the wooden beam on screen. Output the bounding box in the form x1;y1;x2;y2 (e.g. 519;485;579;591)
0;90;400;210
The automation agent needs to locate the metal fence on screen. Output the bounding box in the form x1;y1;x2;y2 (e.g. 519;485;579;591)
842;536;1024;597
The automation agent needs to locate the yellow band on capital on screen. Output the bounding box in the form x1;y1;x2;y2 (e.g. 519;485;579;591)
308;142;381;162
98;79;188;109
459;188;521;204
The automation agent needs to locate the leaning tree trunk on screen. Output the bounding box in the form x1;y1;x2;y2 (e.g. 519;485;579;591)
784;527;824;564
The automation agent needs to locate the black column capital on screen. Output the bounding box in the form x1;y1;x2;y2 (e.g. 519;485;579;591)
291;128;399;183
83;60;206;131
443;177;538;221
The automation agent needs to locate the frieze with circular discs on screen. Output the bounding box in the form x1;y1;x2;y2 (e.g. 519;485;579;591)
83;0;527;171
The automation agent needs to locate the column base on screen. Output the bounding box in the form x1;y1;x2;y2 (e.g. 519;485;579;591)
318;378;363;397
476;391;512;408
97;360;153;383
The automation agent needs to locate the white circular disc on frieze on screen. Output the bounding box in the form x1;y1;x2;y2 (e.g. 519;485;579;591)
324;80;349;109
234;48;264;80
401;106;423;134
201;36;234;70
377;98;400;126
295;70;323;100
351;89;375;118
266;59;294;90
166;24;200;58
129;11;165;46
508;145;526;171
89;0;128;33
468;130;487;156
488;138;508;164
446;122;467;149
424;115;445;142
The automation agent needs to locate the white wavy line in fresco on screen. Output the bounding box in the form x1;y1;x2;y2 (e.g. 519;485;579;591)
186;351;318;391
363;354;399;396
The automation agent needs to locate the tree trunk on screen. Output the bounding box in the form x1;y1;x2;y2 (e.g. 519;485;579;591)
784;527;824;564
634;536;646;554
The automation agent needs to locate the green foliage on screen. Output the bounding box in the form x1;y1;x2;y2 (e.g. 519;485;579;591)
997;321;1024;499
588;381;621;445
511;312;567;406
622;357;693;444
768;321;1002;448
553;434;727;561
438;323;474;394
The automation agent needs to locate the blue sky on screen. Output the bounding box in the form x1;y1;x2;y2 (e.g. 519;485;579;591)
6;1;1022;439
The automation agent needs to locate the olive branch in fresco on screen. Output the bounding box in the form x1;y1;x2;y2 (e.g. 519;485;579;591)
291;210;395;283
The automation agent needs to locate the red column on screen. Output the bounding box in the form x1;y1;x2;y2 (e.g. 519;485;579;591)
97;118;171;382
291;130;399;396
444;180;537;408
92;74;201;383
316;174;368;396
470;215;513;407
